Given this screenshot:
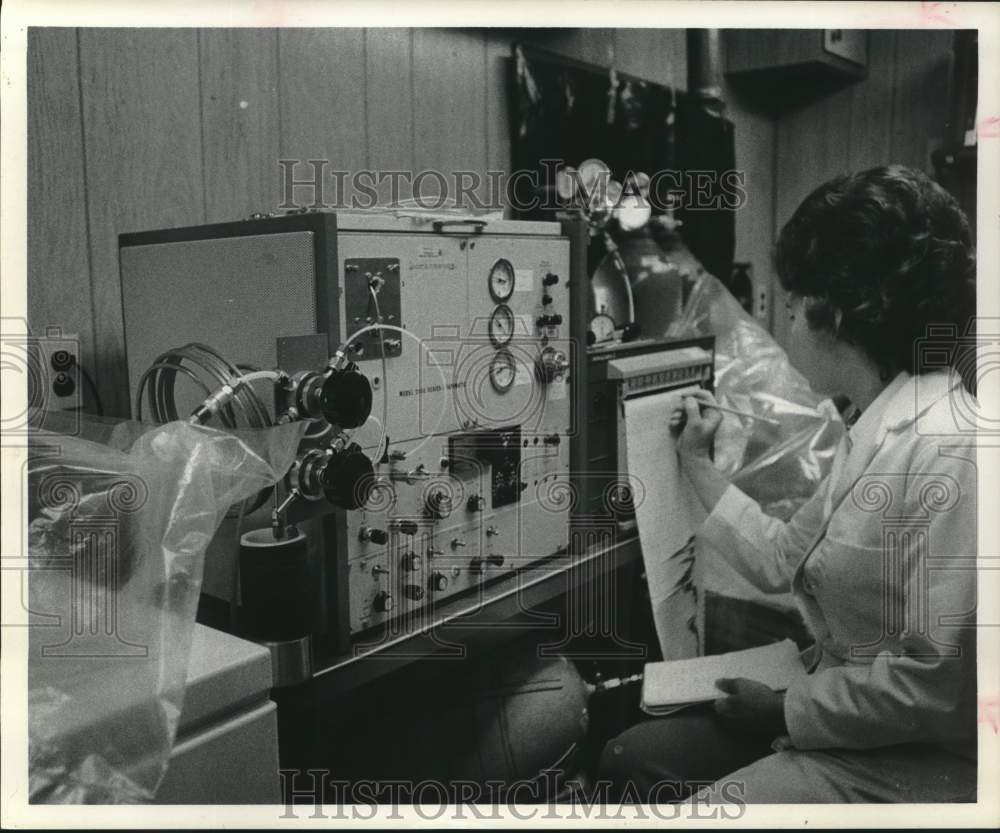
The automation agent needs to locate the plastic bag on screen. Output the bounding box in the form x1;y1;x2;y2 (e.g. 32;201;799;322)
667;266;845;609
670;270;844;519
26;413;307;803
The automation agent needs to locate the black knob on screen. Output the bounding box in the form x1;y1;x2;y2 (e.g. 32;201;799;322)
543;272;559;286
621;322;641;342
541;293;553;306
50;349;75;372
395;520;419;535
467;495;485;512
319;367;373;429
322;443;375;510
403;584;425;601
429;572;449;592
367;528;388;545
52;372;75;398
543;433;561;446
372;591;393;612
426;488;452;520
401;551;421;571
486;553;505;567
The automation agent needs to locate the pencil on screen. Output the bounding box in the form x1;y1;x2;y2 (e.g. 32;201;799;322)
671;397;781;428
702;402;781;427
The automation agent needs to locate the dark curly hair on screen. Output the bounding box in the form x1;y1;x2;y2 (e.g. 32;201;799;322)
774;165;976;381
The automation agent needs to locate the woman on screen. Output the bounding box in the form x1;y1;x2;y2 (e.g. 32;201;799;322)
599;165;978;804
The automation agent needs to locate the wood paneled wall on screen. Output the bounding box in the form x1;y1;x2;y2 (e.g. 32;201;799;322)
770;29;954;345
26;27;686;417
27;27;952;414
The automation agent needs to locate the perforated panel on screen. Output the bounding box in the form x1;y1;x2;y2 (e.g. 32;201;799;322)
120;231;317;416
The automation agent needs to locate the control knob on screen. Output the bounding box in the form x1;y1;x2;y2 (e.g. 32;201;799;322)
429;572;449;592
372;591;394;612
403;584;425;601
392;520;419;535
319;366;373;429
537;346;569;383
321;443;375;510
401;551;422;572
425;487;453;520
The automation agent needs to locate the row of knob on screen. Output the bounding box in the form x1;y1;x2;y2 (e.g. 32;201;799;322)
358;496;489;544
360;519;499;546
372;557;499;612
370;552;507;613
375;550;506;574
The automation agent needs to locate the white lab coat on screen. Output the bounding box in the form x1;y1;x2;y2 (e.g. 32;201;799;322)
693;370;978;803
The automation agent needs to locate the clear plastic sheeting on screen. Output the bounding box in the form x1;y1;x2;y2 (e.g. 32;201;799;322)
670;270;844;519
668;267;845;609
26;413;307;803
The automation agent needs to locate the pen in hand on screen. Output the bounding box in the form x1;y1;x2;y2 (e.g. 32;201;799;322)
669;396;780;430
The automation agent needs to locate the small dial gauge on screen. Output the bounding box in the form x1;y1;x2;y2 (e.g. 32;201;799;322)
488;258;516;302
488;304;515;346
489;349;517;393
589;313;617;344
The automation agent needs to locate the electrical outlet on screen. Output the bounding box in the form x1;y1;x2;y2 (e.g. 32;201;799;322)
32;328;82;412
754;283;770;326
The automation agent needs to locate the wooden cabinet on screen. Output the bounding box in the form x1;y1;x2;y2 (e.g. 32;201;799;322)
725;29;868;83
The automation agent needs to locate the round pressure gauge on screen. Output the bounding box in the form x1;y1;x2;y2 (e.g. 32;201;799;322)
589;313;617;344
488;258;516;303
489;349;517;393
488;304;515;346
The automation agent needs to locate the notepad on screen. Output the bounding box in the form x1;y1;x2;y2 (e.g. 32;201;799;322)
640;638;807;716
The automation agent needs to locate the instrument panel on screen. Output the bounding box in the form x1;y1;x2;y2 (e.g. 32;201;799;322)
336;230;572;635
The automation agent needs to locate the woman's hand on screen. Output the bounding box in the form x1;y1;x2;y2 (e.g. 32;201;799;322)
670;390;723;467
713;677;788;736
669;390;730;513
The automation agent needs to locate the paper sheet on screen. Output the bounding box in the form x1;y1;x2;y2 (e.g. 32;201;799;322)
623;386;706;660
640;638;807;714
